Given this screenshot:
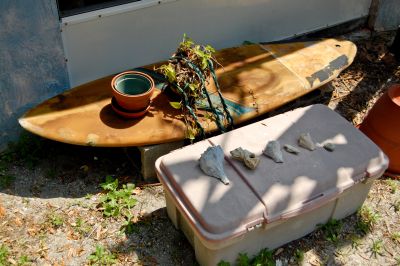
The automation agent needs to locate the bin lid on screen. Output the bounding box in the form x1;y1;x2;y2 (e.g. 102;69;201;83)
210;104;388;222
159;139;266;240
156;104;388;242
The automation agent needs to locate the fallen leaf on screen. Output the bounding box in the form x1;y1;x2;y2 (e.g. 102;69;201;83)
67;247;75;258
0;202;6;218
14;217;23;227
27;227;39;236
96;224;102;240
76;246;85;256
67;229;79;240
80;165;89;172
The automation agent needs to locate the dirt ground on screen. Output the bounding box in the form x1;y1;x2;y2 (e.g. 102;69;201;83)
1;30;400;266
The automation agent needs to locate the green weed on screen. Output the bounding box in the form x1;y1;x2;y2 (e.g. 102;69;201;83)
294;249;305;264
350;234;362;250
237;253;250;266
356;206;380;234
98;176;137;235
393;200;400;213
0;245;9;265
252;248;274;266
318;218;342;244
99;176;137;218
120;215;139;235
87;245;117;265
85;193;93;199
218;248;274;266
72;217;92;236
49;213;64;228
386;179;398;194
370;239;383;258
391;232;400;243
17;255;30;265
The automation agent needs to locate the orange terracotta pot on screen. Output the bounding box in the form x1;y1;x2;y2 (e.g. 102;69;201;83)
111;71;155;112
359;84;400;174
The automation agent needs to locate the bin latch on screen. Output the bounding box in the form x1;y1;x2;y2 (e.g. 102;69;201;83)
246;220;264;231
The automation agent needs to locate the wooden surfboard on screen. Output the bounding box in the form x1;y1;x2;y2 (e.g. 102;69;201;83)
19;39;356;147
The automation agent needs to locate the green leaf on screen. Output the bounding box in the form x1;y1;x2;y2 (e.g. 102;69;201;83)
169;102;182;109
188;83;197;92
205;44;216;53
100;176;118;191
186;129;196;140
158;64;176;83
237;253;250;266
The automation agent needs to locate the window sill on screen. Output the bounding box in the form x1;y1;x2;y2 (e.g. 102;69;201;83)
61;0;178;26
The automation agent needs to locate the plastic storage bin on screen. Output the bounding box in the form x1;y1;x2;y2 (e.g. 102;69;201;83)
155;104;388;265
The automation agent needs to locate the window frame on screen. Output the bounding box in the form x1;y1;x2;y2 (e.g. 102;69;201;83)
57;0;142;18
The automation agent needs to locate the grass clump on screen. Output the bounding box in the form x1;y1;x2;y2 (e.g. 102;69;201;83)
356;206;380;234
318;218;343;244
393;200;400;213
72;217;92;236
370;239;383;258
88;245;117;265
48;213;64;228
0;245;9;265
391;232;400;243
218;248;274;266
294;249;305;264
17;255;30;265
386;179;398;194
350;234;362;250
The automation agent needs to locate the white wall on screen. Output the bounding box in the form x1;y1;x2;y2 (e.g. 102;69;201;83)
61;0;372;87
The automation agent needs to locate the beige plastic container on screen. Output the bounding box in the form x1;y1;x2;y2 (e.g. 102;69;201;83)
155;104;388;265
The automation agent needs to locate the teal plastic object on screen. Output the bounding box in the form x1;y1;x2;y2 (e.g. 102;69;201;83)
114;73;152;95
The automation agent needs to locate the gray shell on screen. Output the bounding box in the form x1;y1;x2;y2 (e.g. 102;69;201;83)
283;144;300;155
323;142;335;152
199;145;230;185
230;147;260;170
263;140;284;163
298;133;316;151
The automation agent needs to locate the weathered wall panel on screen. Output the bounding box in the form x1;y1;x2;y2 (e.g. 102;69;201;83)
0;1;69;149
372;0;400;31
61;0;372;86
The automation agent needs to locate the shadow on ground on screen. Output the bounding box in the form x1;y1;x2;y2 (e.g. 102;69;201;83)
0;132;142;198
